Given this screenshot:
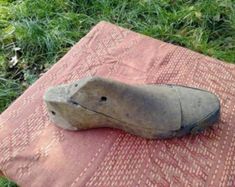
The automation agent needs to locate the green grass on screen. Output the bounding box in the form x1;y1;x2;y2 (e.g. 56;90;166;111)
0;0;235;113
0;176;18;187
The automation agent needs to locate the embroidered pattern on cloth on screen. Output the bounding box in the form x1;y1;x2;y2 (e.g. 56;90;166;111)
0;21;235;187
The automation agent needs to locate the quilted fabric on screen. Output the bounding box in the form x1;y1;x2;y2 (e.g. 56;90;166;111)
0;21;235;187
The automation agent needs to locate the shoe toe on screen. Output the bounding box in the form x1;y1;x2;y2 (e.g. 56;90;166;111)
175;86;220;128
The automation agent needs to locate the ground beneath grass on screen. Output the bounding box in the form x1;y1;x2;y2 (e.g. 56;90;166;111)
1;0;235;113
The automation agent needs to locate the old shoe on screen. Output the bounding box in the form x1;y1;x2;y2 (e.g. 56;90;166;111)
44;77;220;139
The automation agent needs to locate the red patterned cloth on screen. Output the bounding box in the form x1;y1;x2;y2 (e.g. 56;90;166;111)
0;21;235;187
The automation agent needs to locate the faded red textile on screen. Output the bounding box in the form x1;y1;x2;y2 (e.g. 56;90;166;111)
0;21;235;187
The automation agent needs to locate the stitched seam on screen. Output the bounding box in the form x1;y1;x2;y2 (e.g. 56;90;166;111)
172;86;183;128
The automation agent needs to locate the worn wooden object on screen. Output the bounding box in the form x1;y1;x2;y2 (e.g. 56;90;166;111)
44;77;220;139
